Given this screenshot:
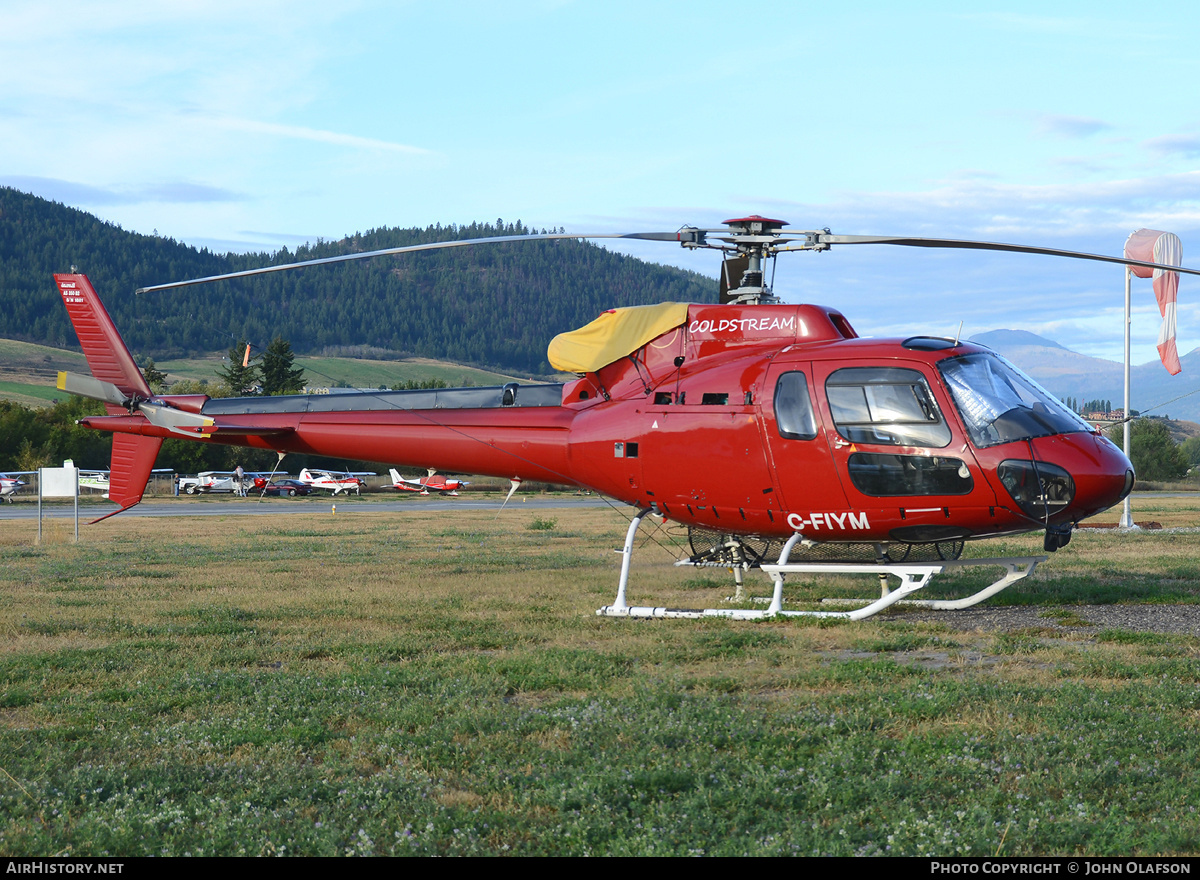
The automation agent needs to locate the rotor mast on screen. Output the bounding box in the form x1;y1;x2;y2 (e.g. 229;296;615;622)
685;215;792;305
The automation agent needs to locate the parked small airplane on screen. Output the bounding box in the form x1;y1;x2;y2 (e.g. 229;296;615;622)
1;462;166;501
298;468;371;495
389;467;469;496
0;473;28;503
77;469;111;496
178;470;254;495
63;461;172;498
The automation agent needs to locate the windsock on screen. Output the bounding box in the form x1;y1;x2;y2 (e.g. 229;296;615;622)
1124;228;1183;375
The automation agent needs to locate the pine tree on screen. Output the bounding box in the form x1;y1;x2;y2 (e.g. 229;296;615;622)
216;338;260;396
261;337;306;395
137;355;167;393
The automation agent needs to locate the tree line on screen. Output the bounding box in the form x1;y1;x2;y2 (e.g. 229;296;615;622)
0;187;715;375
1105;419;1197;483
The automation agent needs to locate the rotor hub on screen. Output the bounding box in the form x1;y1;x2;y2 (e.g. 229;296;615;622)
722;215;788;235
717;216;789;304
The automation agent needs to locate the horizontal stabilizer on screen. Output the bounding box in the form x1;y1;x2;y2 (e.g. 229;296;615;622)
188;424;293;437
136;402;215;434
76;413;294;439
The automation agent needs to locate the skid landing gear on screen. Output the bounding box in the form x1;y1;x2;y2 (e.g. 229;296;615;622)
596;510;1046;621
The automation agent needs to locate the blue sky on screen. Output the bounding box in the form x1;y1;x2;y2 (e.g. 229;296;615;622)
2;1;1199;367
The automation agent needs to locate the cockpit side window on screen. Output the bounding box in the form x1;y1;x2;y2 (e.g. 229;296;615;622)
825;367;951;448
773;371;817;440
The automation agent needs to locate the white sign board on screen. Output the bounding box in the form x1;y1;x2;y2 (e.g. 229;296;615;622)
40;466;79;498
37;465;80;543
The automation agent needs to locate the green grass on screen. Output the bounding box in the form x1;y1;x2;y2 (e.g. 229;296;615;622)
0;380;65;406
4;506;1200;855
0;337;87;373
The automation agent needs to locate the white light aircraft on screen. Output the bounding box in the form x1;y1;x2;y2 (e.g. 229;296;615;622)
298;468;371;495
0;473;29;503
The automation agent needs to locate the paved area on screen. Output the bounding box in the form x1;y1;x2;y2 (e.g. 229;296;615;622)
0;494;615;519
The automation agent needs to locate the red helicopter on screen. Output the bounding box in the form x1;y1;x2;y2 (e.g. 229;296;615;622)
52;216;1200;620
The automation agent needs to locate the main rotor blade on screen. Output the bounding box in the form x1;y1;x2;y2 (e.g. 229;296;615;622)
134;230;705;294
818;234;1200;277
57;371;131;407
133;224;1200;294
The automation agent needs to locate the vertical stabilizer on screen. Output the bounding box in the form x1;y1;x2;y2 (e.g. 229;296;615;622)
53;274;159;521
54;274;151;405
89;433;163;523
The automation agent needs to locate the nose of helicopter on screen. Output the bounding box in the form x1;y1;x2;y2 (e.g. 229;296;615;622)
1029;431;1135;523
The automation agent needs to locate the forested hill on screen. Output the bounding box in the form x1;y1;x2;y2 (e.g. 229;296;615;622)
0;187;716;374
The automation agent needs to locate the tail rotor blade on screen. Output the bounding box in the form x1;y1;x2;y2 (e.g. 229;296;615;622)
57;371;131;407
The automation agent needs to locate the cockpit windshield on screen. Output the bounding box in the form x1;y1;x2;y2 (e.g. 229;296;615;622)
937;352;1093;448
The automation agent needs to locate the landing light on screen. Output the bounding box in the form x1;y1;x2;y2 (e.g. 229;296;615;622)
998;460;1074;519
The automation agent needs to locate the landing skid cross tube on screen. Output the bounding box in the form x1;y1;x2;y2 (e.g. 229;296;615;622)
596;515;1046;620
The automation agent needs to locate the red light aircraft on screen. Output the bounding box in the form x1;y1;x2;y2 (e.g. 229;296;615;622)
297;468;369;496
390;468;469;496
52;217;1200;620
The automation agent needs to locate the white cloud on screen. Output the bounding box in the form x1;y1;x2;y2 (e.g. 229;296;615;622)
1144;134;1200;159
0;176;243;206
1036;115;1114;139
206;118;431;155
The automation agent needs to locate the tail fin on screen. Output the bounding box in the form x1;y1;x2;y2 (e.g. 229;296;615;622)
89;433;164;522
54;274;158;521
389;468;402;484
54;274;151;409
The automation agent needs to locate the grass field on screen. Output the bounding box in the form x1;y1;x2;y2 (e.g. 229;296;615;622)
0;380;65;408
3;500;1200;856
156;354;531;390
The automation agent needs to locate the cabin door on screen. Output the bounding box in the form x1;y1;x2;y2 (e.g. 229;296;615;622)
761;364;851;534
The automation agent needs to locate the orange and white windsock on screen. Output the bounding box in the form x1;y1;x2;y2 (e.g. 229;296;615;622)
1124;228;1183;375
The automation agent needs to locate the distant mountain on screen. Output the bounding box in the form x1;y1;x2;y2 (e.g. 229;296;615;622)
969;329;1068;351
0;187;715;375
970;328;1200;423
